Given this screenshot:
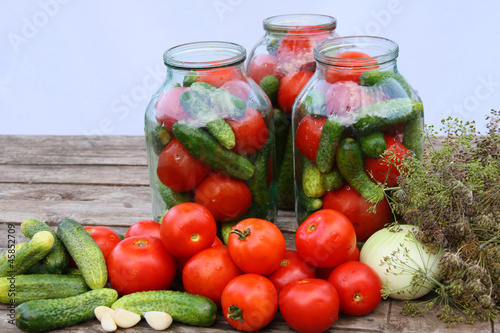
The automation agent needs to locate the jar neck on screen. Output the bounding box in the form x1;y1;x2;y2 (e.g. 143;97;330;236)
314;36;399;70
263;14;337;34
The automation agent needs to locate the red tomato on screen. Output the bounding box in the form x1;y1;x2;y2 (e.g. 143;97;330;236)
323;184;392;242
160;202;217;258
125;220;161;239
325;51;378;83
183;245;243;307
248;53;279;84
221;273;278;332
277;71;314;114
279;278;340;333
84;226;121;260
220;80;252;102
155;87;191;131
226;107;268;156
194;173;252;222
324;81;376;118
294;115;327;162
157;139;210;192
266;250;316;294
198;67;244;88
295;209;356;268
228;218;286;275
364;135;410;187
328;261;382;316
315;245;360;280
107;236;176;295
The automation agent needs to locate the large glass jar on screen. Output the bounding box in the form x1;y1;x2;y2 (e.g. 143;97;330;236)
247;14;339;210
145;41;276;229
292;36;423;242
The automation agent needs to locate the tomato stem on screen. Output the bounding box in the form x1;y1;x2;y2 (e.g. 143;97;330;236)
226;305;244;323
230;228;251;241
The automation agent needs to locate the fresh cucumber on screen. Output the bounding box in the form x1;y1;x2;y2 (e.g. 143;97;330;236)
336;138;385;204
158;180;193;209
358;131;387;158
248;138;272;206
322;167;343;192
0;242;26;266
403;103;424;160
111;290;218;327
273;108;290;171
179;90;236;149
0;231;54;277
276;127;295;209
56;219;107;290
299;88;325;117
296;187;323;225
302;158;325;198
0;274;89;305
148;125;171;155
259;74;280;103
351;98;422;134
316;115;345;173
21;218;68;274
172;121;254;180
15;288;118;333
191;82;247;119
358;69;412;97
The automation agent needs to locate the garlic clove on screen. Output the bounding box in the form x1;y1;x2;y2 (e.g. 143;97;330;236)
94;306;114;322
112;308;141;328
101;311;117;332
144;311;173;330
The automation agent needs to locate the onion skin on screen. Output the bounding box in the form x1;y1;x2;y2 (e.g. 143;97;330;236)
359;225;443;300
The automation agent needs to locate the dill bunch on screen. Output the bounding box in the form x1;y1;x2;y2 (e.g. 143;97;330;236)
389;109;500;325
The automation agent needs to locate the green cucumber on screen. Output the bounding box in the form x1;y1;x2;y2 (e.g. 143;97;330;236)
302;158;325;198
111;290;218;327
352;98;422;134
322;167;344;192
358;131;387;158
21;218;68;274
316;116;345;173
273;108;291;171
299;88;325;116
15;288;118;333
336;138;385;204
248;139;272;206
191;82;247;119
359;70;412;97
147;125;171;155
56;219;107;290
158;180;193;209
172;121;254;180
259;74;280;103
403;103;424;160
0;274;89;305
182;75;197;87
0;242;26;266
276;127;295;209
296;188;323;225
179;90;236;149
0;231;54;277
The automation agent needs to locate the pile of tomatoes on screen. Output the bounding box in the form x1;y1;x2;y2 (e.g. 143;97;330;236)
81;203;384;333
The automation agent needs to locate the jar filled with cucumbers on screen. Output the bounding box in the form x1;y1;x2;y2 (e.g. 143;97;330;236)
246;14;339;210
145;41;276;227
292;36;423;241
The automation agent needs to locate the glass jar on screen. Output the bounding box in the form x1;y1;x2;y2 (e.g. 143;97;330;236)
145;41;276;228
292;36;423;241
247;14;339;210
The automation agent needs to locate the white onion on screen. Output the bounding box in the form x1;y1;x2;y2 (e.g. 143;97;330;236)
360;224;443;300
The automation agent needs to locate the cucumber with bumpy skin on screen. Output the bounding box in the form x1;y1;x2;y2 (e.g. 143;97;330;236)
299;88;325;117
158;180;193;209
56;219;107;290
302;158;325;198
359;70;412;97
111;290;217;327
21;218;68;274
276;128;295;209
248;139;272;206
316;116;345;173
191;82;247;119
358;131;387;158
322;167;343;192
15;288;118;333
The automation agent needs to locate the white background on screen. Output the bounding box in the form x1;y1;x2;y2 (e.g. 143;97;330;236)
1;0;499;136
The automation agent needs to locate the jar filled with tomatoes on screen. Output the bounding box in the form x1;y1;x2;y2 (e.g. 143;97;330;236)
247;14;339;210
145;41;276;226
292;36;423;241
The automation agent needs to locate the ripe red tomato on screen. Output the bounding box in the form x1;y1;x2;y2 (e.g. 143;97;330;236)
266;250;316;294
194;173;252;222
155;87;191;131
325;51;378;83
328;261;382;316
248;53;279;84
125;220;161;239
160;202;217;258
295;209;356;268
323;184;393;242
221;273;278;332
279;278;340;333
325;81;376;118
198;67;244;88
294;115;327;162
276;32;330;74
315;244;360;280
107;236;176;295
157;139;210;192
226;107;268;156
183;245;243;307
364;135;409;187
84;226;121;260
228;218;286;275
277;71;314;114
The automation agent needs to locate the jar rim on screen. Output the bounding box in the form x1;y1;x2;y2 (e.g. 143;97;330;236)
163;41;246;69
263;14;337;33
314;36;399;67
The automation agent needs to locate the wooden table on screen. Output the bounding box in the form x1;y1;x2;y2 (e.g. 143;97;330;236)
0;135;496;333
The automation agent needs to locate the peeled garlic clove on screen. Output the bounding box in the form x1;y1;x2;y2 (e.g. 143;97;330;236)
101;311;117;332
144;311;173;330
94;306;114;322
112;308;141;328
